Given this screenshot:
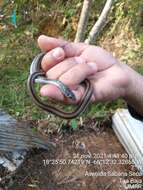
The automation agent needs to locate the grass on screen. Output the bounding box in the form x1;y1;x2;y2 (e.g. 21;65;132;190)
0;25;126;121
0;0;142;122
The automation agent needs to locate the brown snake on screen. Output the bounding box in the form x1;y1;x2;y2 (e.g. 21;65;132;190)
27;52;93;119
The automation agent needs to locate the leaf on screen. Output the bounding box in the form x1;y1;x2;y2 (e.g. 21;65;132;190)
71;119;78;130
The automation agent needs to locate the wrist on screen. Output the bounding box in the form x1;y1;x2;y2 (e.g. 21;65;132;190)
124;65;143;102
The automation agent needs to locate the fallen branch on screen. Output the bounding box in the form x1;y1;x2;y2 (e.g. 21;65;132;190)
75;0;92;43
85;0;113;44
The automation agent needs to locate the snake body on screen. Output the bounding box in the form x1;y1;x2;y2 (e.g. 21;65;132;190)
27;52;93;119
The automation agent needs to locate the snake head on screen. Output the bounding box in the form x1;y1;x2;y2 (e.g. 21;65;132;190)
57;81;76;101
64;88;76;101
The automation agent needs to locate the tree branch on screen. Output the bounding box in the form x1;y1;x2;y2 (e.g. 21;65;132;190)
75;0;92;43
85;0;113;44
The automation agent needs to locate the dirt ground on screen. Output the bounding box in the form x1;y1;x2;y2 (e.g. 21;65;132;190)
1;118;140;190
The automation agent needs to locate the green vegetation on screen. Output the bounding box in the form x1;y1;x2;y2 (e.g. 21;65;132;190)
0;0;143;121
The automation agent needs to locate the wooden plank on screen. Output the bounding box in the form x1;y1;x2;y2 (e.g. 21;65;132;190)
0;110;27;183
112;109;143;174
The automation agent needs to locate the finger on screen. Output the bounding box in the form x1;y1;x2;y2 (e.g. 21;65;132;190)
40;84;95;104
46;57;84;80
38;35;87;57
40;85;79;104
40;85;64;101
59;61;97;86
41;47;65;71
40;85;95;104
38;35;66;52
40;85;84;104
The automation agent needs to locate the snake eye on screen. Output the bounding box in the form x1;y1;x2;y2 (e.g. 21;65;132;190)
66;91;76;101
66;92;71;98
67;93;72;98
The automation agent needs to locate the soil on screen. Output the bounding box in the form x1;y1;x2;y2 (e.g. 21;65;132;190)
1;118;143;190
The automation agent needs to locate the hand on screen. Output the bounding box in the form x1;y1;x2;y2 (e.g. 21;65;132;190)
37;35;132;104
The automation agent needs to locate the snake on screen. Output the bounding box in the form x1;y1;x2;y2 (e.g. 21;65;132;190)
27;52;93;119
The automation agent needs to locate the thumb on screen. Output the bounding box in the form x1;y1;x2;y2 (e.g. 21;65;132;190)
38;35;87;57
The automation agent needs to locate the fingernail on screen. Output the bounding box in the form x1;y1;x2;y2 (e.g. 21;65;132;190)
39;34;47;39
52;47;64;60
87;62;97;71
38;35;47;43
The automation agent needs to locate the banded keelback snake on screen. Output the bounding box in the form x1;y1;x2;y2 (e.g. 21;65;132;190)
27;52;93;119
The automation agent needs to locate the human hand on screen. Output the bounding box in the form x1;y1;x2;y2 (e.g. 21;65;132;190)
37;35;132;104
